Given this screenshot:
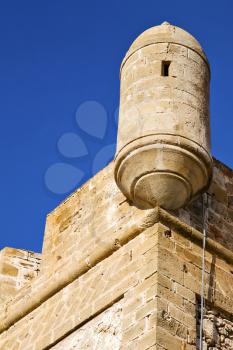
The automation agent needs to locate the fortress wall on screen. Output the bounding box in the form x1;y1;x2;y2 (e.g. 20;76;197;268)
51;301;122;350
0;158;233;349
176;158;233;251
0;225;160;349
41;158;233;279
0;247;41;304
1;221;233;349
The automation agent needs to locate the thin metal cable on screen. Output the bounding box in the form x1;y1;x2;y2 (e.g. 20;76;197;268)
199;192;208;350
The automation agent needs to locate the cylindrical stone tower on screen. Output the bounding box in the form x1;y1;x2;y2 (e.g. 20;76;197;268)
114;22;213;210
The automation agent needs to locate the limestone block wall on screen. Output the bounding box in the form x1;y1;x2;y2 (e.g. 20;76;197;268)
151;223;233;349
52;302;122;349
0;158;233;349
0;247;41;304
0;224;161;349
176;158;233;251
41;157;233;279
0;209;233;348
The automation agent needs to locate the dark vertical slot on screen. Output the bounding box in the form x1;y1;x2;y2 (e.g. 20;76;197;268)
162;61;171;76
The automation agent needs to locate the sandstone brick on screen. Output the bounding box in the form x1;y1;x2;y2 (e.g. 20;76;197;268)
157;309;188;340
209;182;228;204
125;327;157;350
157;283;184;309
132;233;158;258
183;299;196;316
136;299;157;321
139;259;158;281
122;313;135;332
156;326;185;349
2;263;18;276
127;272;158;297
172;229;192;248
123;295;144;316
158;247;184;284
175;283;196;303
157;273;173;290
168;303;196;328
123;318;146;342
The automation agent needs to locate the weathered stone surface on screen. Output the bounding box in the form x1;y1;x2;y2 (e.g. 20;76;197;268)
0;247;41;304
115;22;212;210
52;302;122;350
197;303;233;350
0;157;232;349
0;23;233;350
176;158;233;252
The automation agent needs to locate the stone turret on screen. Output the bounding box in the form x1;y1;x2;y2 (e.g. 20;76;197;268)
114;22;213;209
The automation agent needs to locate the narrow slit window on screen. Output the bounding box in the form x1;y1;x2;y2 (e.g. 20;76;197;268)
161;61;171;76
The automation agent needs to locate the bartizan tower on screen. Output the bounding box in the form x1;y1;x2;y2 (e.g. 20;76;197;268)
115;22;212;209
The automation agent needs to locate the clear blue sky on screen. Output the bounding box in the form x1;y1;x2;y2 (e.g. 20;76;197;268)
0;0;232;252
